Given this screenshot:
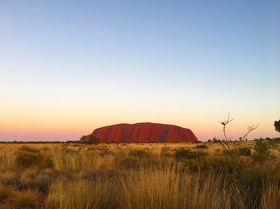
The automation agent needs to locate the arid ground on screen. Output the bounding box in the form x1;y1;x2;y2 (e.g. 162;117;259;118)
0;139;279;209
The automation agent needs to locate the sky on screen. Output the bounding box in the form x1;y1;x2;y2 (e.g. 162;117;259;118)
0;0;280;141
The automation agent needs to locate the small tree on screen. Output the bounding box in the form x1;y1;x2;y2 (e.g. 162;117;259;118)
80;134;101;144
217;113;258;161
218;113;234;160
274;120;280;132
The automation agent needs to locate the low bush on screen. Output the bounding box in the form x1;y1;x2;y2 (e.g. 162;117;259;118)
0;171;18;186
180;155;243;173
174;148;207;160
19;170;58;194
207;156;243;174
15;146;54;169
252;140;271;162
80;134;101;144
234;166;279;209
13;189;38;209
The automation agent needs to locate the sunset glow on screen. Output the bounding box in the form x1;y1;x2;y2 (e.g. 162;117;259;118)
1;0;279;141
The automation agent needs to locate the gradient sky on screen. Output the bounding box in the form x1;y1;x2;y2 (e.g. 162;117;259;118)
1;0;280;141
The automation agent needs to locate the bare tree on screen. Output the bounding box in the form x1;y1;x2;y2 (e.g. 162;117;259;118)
217;113;259;162
218;113;235;160
241;124;259;141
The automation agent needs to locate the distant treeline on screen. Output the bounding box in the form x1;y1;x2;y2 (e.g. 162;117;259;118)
0;141;67;144
208;137;280;143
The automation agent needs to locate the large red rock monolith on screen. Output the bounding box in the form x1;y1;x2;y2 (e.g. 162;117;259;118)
91;122;197;143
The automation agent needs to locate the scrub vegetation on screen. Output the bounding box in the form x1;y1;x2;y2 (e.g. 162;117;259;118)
0;139;280;209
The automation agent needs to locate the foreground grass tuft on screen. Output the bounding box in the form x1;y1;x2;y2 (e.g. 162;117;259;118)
13;189;38;209
45;179;117;209
0;185;15;203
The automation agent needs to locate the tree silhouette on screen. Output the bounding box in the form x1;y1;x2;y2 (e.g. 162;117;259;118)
274;120;280;132
80;134;101;144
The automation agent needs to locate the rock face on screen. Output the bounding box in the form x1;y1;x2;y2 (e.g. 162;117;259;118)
92;122;197;143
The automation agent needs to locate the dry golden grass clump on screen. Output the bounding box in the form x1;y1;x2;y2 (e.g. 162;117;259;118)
0;185;15;204
0;139;279;209
13;189;38;209
45;178;117;209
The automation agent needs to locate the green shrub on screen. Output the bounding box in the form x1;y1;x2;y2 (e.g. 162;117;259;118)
252;140;271;162
235;166;279;209
255;140;270;154
207;156;242;174
181;155;243;173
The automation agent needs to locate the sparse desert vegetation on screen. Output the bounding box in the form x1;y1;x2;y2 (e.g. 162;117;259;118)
0;139;280;209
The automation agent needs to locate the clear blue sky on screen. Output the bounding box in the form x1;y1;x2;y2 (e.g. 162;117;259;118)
1;0;280;141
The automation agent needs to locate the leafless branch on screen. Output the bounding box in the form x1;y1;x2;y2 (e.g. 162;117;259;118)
219;113;233;142
242;124;259;141
216;113;259;163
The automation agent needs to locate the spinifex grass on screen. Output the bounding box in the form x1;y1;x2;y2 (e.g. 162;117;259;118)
45;178;117;209
0;185;15;203
13;189;38;209
0;140;279;209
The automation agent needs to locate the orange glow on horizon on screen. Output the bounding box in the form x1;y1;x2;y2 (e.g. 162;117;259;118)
1;117;278;141
1;104;279;141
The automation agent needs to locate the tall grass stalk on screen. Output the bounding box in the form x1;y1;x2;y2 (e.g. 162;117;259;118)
261;182;280;209
45;178;117;209
52;149;115;172
119;168;248;209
